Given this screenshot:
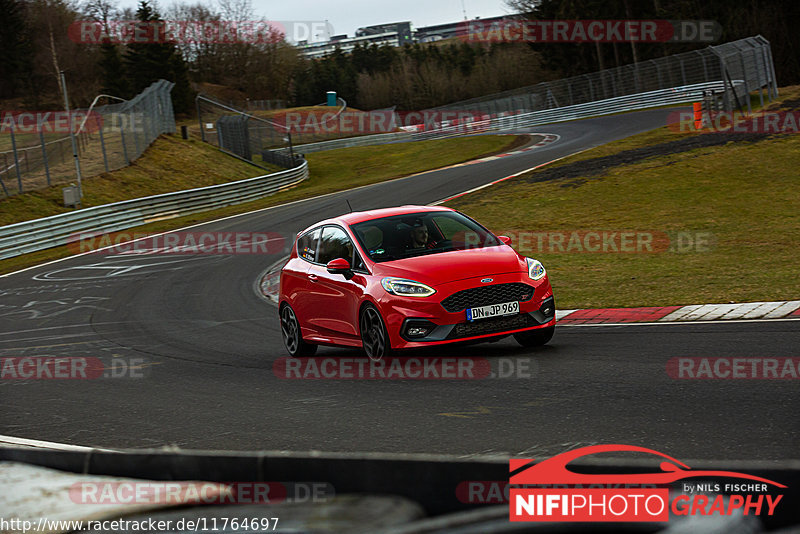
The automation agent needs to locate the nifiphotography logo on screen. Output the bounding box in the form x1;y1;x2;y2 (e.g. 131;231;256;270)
509;444;785;522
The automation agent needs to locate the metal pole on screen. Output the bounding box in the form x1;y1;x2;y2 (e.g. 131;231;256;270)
197;96;205;142
0;169;9;196
287;130;295;162
97;114;109;172
119;120;130;165
738;49;751;114
61;71;83;198
39;130;51;186
9;124;23;193
131;108;141;157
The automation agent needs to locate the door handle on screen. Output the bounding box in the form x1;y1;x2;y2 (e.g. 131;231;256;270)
308;273;318;282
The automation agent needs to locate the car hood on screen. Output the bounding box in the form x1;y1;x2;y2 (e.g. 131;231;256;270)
371;246;527;287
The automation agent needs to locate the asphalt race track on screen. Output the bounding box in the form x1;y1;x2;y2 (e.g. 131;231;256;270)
1;108;798;461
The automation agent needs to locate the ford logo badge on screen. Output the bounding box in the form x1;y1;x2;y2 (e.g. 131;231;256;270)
481;278;493;283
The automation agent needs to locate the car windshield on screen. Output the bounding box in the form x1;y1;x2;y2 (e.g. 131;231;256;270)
351;211;500;262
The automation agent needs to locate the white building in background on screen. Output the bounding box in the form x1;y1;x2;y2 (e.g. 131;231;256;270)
295;16;512;59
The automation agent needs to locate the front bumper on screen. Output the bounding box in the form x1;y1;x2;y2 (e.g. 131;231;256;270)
399;296;555;344
376;272;555;349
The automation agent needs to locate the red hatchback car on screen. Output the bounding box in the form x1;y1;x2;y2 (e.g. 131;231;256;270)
278;206;555;359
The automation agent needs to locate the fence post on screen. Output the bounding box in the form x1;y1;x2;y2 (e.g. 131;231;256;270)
119;118;130;165
197;96;206;142
717;55;731;112
0;153;10;196
761;44;778;102
0;170;8;196
97;114;109;172
39;130;51;186
697;51;709;85
9;124;23;193
131;108;141;157
738;48;751;113
750;47;764;109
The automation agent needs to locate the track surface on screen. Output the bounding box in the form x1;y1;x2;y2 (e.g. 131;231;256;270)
1;108;797;460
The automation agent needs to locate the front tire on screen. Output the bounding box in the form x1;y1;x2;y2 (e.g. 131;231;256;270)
514;325;554;347
360;304;392;360
280;304;317;357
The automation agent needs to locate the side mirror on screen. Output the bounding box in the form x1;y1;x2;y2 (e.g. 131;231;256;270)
497;235;512;246
326;257;351;275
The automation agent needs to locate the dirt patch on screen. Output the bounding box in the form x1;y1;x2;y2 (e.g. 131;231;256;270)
524;131;774;185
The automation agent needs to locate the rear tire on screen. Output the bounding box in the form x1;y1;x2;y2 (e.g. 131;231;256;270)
514;325;554;347
360;304;392;360
280;303;317;357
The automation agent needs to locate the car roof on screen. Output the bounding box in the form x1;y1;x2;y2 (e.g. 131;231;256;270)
300;205;455;234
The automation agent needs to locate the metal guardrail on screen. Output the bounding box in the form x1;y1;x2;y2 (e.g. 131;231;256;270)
289;131;413;154
414;80;738;139
267;80;738;155
0;161;308;261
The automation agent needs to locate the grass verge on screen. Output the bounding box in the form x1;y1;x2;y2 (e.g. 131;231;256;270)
0;135;283;227
0;133;527;274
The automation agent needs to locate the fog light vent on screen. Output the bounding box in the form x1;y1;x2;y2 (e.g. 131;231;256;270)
402;319;437;339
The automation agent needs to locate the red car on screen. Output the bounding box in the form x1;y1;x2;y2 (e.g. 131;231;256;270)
278;206;555;359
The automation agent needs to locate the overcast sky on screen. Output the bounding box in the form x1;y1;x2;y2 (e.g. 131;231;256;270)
121;0;515;41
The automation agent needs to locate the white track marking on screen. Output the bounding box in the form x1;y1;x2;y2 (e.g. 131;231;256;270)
0;435;114;451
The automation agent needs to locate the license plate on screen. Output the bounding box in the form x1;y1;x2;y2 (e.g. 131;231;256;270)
466;301;519;321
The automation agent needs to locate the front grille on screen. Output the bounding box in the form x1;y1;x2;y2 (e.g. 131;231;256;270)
441;283;535;313
447;313;536;340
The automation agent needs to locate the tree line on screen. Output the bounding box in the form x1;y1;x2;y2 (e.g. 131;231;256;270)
508;0;799;86
0;0;797;114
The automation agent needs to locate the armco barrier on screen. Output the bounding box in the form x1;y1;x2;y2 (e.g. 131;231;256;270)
266;80;740;157
0;160;308;261
416;80;739;139
291;131;413;154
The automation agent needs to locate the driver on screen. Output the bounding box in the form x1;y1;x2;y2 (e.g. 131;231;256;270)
409;222;436;249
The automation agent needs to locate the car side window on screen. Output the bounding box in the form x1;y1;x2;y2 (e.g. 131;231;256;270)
297;228;320;262
318;226;355;265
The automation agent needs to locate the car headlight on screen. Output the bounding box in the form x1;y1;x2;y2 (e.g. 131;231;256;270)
526;258;546;280
381;277;436;297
